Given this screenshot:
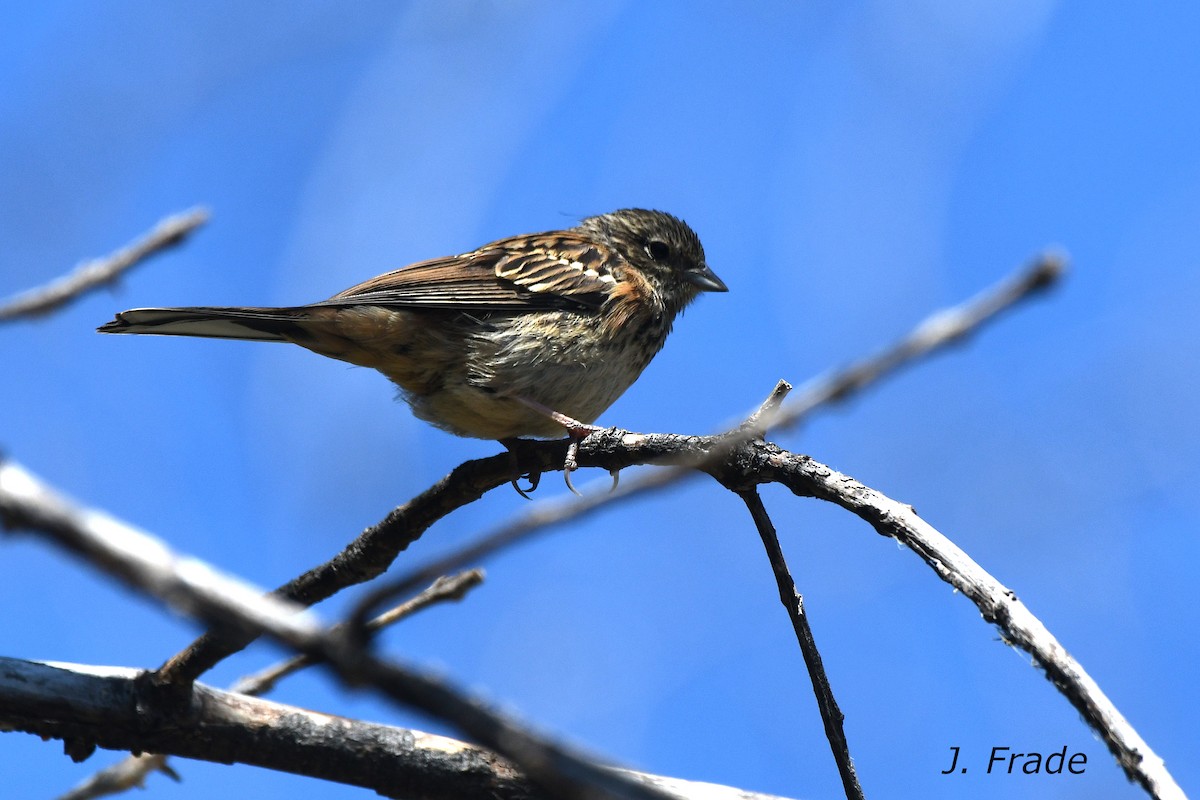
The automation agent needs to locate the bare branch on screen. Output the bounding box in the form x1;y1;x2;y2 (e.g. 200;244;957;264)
4;659;792;800
771;251;1065;425
0;456;323;639
0;208;210;322
727;442;1184;800
742;379;793;435
232;569;484;697
601;251;1069;494
58;754;176;800
738;489;863;800
62;570;486;800
156;451;529;685
7;394;1181;800
347;425;1183;800
0;459;685;800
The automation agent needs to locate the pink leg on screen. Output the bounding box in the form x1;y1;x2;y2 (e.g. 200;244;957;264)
512;396;602;438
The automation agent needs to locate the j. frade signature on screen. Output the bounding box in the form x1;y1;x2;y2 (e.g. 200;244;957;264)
941;746;1087;775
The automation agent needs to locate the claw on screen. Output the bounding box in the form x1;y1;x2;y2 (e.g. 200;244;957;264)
608;469;620;493
563;438;583;496
511;470;541;500
500;438;542;499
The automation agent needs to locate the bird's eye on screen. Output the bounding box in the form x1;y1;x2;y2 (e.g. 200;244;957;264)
646;240;671;262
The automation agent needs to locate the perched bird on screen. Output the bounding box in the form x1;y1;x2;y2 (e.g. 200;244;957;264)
99;208;727;492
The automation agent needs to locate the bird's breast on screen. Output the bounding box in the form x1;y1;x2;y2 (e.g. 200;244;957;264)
412;308;666;439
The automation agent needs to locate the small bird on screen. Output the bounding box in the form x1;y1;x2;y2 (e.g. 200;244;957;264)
99;208;727;492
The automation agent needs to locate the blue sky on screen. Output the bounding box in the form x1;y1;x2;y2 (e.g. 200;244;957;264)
3;2;1199;799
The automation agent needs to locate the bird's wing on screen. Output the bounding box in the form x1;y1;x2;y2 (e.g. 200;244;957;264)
315;232;619;312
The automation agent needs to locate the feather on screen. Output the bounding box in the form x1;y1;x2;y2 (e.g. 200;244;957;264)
97;307;311;341
315;232;617;312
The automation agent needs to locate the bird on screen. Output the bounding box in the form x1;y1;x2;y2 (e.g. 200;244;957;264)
99;208;727;493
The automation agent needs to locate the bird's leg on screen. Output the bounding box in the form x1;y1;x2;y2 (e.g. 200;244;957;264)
512;397;604;496
500;438;541;499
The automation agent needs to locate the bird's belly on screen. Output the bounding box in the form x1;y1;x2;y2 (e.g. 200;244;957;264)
406;314;657;440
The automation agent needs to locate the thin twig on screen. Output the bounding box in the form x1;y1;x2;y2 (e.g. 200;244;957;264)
58;754;177;800
742;379;793;435
738;489;863;800
0;207;210;322
233;569;484;696
769;251;1065;427
606;251;1069;490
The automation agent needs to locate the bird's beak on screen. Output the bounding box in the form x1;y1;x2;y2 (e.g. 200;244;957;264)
685;264;728;293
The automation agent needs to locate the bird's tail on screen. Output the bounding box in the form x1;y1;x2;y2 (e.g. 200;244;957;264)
97;306;317;342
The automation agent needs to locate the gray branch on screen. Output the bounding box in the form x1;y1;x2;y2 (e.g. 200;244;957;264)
360;426;1184;800
0;207;209;322
739;488;863;800
0;657;792;800
1;424;1184;800
59;570;486;800
0;458;702;800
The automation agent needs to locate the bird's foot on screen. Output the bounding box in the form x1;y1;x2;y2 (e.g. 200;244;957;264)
511;398;606;496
